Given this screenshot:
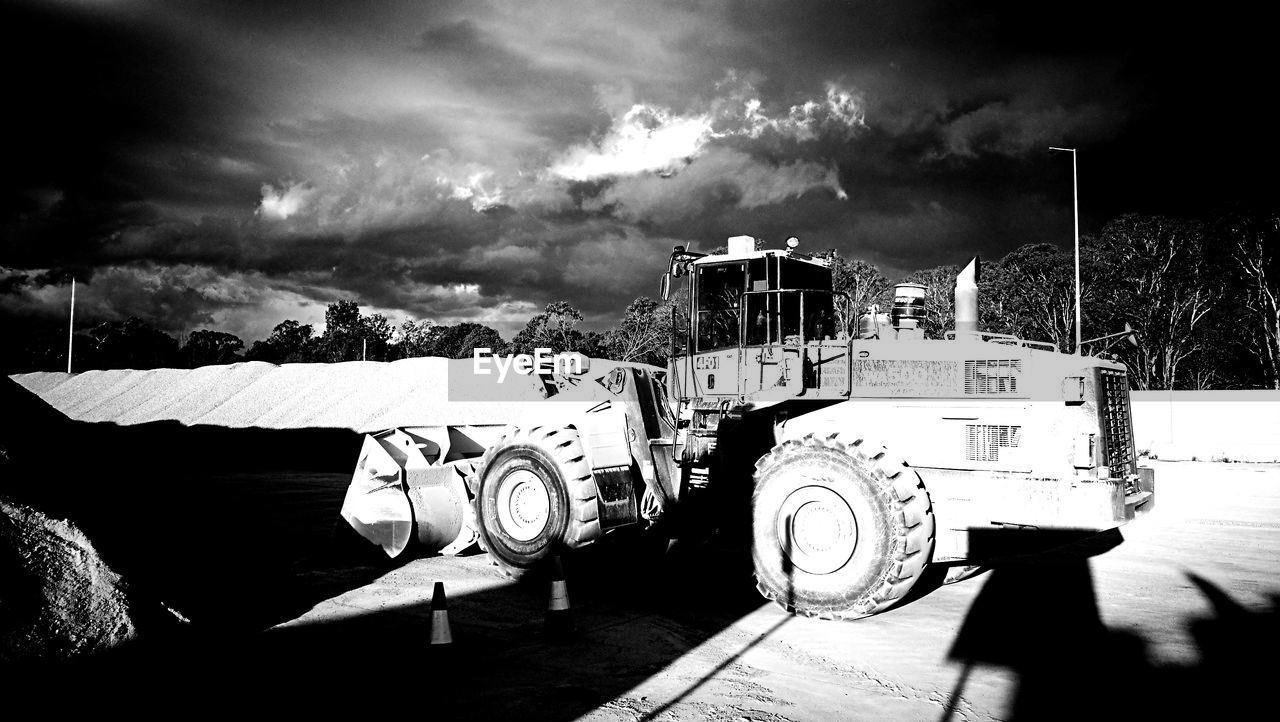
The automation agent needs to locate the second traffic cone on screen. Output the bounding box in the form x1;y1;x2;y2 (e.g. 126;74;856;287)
545;556;574;639
429;581;453;645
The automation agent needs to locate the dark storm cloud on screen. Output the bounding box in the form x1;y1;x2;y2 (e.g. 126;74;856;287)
705;1;1275;219
1;2;276;213
3;0;1275;343
413;19;580;92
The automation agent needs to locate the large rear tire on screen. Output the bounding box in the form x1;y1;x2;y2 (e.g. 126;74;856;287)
751;433;935;620
473;426;602;576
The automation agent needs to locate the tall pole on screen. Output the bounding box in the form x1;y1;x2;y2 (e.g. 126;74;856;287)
1072;150;1080;355
1050;147;1081;354
67;278;76;373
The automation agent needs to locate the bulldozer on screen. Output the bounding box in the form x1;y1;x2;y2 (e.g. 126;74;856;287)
341;234;1155;619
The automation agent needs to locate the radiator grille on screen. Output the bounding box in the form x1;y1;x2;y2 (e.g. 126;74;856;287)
1099;369;1136;474
964;360;1022;394
966;424;1021;462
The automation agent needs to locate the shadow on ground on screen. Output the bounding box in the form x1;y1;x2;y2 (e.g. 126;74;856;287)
1;378;765;717
944;528;1278;721
0;377;387;630
5;524;765;718
5;379;1276;718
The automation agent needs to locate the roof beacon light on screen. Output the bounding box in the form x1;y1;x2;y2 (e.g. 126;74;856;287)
785;236;800;249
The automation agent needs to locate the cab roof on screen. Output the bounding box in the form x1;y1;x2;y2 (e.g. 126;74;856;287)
690;248;830;268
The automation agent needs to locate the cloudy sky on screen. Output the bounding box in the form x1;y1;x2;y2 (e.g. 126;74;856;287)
2;0;1273;342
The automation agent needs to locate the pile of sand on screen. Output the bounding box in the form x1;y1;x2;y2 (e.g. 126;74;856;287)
9;357;642;433
0;498;137;662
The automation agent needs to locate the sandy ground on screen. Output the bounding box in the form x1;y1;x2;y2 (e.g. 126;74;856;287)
269;460;1276;720
7;371;1272;718
4;455;1276;719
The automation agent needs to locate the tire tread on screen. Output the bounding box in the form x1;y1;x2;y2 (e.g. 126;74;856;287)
752;432;935;620
473;425;605;575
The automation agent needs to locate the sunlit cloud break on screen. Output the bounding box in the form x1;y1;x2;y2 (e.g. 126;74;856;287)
738;84;866;141
257;181;316;220
551;105;714;182
551;82;866;182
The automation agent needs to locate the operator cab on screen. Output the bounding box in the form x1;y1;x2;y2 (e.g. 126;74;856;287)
666;235;841;399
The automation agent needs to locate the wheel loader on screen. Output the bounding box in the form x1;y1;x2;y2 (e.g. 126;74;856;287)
341;235;1155;619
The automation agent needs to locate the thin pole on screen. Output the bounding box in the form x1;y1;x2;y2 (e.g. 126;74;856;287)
362;338;367;361
67;278;76;373
1071;149;1080;355
1050;146;1081;354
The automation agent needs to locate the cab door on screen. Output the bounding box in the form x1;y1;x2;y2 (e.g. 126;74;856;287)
691;261;746;397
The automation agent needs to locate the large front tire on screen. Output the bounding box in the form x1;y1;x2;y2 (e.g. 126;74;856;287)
474;426;602;575
751;433;935;620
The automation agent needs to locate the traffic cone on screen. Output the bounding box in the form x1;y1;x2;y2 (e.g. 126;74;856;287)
545;556;574;639
429;581;453;646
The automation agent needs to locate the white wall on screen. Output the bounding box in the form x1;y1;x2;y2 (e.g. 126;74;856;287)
1131;390;1280;462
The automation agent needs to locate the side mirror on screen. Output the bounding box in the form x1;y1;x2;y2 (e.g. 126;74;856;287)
1124;322;1138;347
660;272;671;301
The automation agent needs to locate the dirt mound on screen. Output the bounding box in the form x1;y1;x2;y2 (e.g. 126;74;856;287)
0;498;137;662
9;357;651;433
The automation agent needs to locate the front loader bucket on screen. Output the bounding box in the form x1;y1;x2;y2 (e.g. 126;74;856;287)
340;428;478;558
342;434;415;557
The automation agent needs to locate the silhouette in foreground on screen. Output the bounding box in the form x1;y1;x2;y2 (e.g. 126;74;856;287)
945;529;1277;721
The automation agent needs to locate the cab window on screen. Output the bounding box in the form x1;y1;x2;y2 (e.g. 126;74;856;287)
696;262;746;351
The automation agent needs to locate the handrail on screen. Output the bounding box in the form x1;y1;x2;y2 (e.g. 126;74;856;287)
943;329;1059;351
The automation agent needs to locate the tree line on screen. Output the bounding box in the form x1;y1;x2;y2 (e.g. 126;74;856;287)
2;295;681;374
832;210;1279;389
4;209;1276;389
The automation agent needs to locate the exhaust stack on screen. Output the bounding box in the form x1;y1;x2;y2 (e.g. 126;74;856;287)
955;256;980;336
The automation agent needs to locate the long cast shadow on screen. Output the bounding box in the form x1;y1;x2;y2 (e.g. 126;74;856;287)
944;527;1278;720
2;426;387;629
3;525;768;718
12;377;1275;720
636;514;797;721
1;379;767;718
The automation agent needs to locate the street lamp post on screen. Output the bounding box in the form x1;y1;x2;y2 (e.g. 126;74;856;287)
1049;146;1081;355
67;277;76;374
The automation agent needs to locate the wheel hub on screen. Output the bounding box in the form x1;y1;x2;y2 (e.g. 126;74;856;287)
777;485;858;575
495;469;550;542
